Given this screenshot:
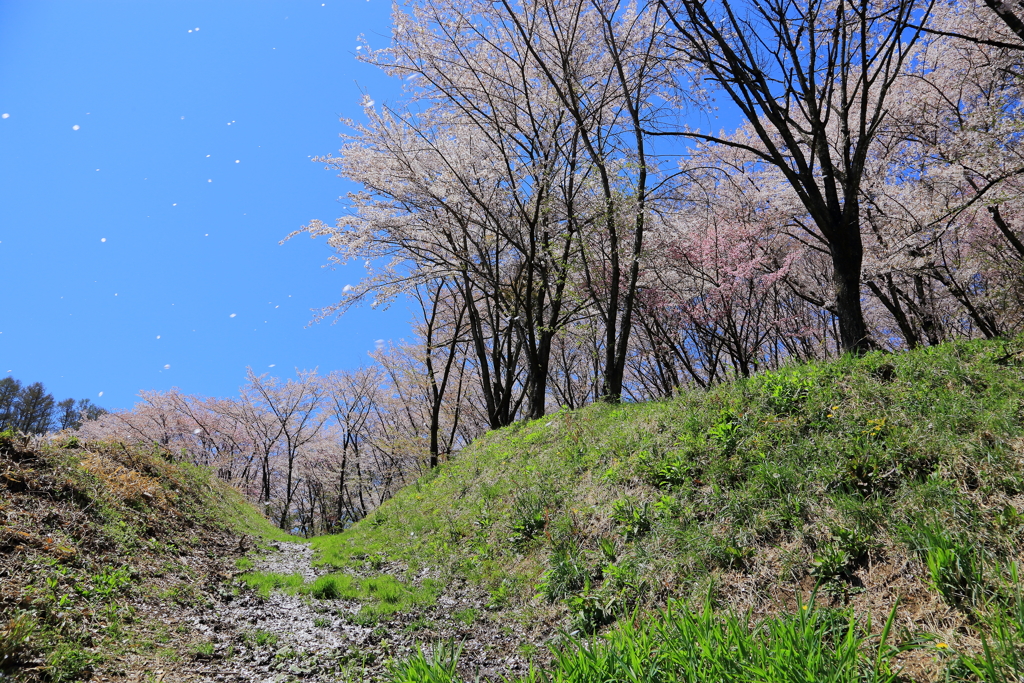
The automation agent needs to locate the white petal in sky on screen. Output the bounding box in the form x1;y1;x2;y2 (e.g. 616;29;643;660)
343;284;355;293
1;113;9;119
98;391;103;397
229;313;237;318
269;364;276;368
100;238;106;242
164;364;170;369
235;160;240;163
172;203;177;206
156;335;161;339
207;179;212;182
72;125;80;130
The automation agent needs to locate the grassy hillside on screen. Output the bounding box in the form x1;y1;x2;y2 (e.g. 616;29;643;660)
5;336;1023;682
307;337;1024;681
0;432;287;681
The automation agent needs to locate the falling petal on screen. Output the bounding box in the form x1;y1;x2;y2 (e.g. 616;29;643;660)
229;313;237;318
72;125;80;130
163;364;170;370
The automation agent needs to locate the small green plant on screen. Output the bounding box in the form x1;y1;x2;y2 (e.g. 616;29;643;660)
453;608;478;626
487;578;517;609
611;498;653;542
510;492;548;547
191;640;215;659
537;543;591;602
906;522;989;611
708;412;741;455
759;370;815;414
234;557;254;571
387;640;462;683
956;562;1024;681
313;616;331;628
46;642;101;683
0;611;36;665
242;629;279;647
237;571;304;597
307;573;357;600
75;566;133;601
566;580;618;634
598;537;617;564
650;453;694;489
809;543;852;584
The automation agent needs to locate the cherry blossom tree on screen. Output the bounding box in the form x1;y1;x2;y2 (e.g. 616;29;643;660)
658;0;937;354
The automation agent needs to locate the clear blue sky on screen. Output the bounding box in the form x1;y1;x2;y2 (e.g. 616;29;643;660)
0;0;409;411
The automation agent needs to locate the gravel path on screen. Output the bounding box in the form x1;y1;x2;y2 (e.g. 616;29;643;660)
163;541;543;683
172;542;373;682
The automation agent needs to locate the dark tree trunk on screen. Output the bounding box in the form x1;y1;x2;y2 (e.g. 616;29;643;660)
830;232;873;354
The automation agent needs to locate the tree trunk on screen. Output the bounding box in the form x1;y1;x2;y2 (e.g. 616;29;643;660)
830;228;873;354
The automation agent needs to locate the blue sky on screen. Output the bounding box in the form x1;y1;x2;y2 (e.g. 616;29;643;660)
0;0;409;411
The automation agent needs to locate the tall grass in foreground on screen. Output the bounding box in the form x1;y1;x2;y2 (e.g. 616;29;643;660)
388;599;911;683
952;562;1024;683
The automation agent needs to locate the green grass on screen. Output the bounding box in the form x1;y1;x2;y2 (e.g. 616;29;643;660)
236;571;305;597
241;629;279;647
308;336;1024;680
390;598;910;683
235;570;442;618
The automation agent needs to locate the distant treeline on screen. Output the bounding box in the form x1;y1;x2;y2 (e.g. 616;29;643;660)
0;377;106;434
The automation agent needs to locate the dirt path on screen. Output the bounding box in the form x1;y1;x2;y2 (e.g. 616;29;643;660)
161;541;541;683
